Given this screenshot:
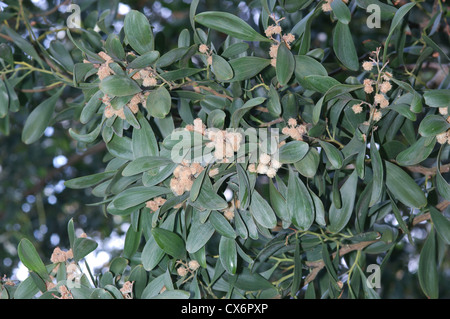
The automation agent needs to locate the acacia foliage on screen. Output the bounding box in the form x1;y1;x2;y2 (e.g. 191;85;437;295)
0;0;450;299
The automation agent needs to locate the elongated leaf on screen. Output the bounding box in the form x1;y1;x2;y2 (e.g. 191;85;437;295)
231;97;266;128
142;235;165;271
385;161;427;209
333;21;359;71
418;228;439;299
122;156;170;176
418;115;450;137
112;186;171;210
396;137;436;166
127;51;160;69
424;90;450;108
287;168;314;230
328;170;358;233
124;10;154;55
186;219;215;253
152;228;185;259
22;88;63;144
0;80;8;118
294;147;320;178
319;141;343;169
331;0;351;24
229;57;271;82
18;239;48;280
249;190;277;229
210;210;236;239
100;75;141;97
370;135;383;207
436;146;450;201
219;236;237;275
73;237;98;262
195;12;270;42
276;42;295;86
64;171;116;189
269;179;288;222
429;207;450;245
212;54;234;81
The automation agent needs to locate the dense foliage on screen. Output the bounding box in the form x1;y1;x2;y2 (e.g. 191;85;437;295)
0;0;449;299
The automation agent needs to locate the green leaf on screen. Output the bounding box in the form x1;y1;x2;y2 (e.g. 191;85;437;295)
418;114;450;137
123;226;142;259
418;228;439;299
112;186;171;210
229;57;271;82
269;179;288;222
107;135;134;160
69;124;102;144
436;146;450;201
328;170;358;233
249;190;277;229
267;84;281;116
210;210;236;239
221;42;249;58
332;21;359;71
146;86;172;119
4;26;44;67
212;54;234;81
73;237;98;262
278;141;309;164
142;234;165;271
385;161;427;209
153;290;190;299
287;168;314;230
124;10;154;55
195;12;270;42
186;219;215;253
22;88;63;144
64;171;116;189
122;156;170;176
127;51;160;69
237;163;251;210
429;207;450;245
302;75;340;94
231;268;274;291
294;147;320;178
369;135;383;207
152;228;185;259
132;113;159;158
80;90;103;124
396;137;436;166
18;239;48;280
99;75;141;97
0;80;9;118
219;236;237;275
331;0;351;24
193;176;229;211
382;2;415;63
276;42;295;86
319;141;344;169
294;55;328;90
423;89;450;108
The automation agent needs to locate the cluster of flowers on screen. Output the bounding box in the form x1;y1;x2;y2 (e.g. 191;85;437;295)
199;44;213;65
264;15;295;67
177;260;200;277
84;51;158;120
282;118;308;141
170;160;205;196
248;152;282;178
352;47;393;123
436;107;450;145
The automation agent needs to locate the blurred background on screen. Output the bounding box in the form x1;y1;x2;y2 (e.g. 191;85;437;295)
0;0;449;298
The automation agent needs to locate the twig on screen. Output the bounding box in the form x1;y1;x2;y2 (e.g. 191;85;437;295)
20;82;64;93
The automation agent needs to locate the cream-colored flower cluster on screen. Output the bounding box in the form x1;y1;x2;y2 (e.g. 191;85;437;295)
186;118;243;163
322;0;349;12
103;92;146;119
170;160;205;196
248;152;282;178
282;118;308;141
436;107;450;145
264;15;295;67
120;281;134;299
353;47;393;123
199;44;213;66
145;196;167;212
130;67;158;87
177;259;200;277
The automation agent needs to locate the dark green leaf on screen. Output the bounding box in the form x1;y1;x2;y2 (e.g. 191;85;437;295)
418;228;439;299
287;168;314;230
146;86;172;119
152;228;185;259
219;236;237;275
124;10;154;55
332;21;359;71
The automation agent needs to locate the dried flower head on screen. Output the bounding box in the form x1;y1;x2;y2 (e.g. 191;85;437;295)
362;61;374;71
188;260;200;271
352;103;363;114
